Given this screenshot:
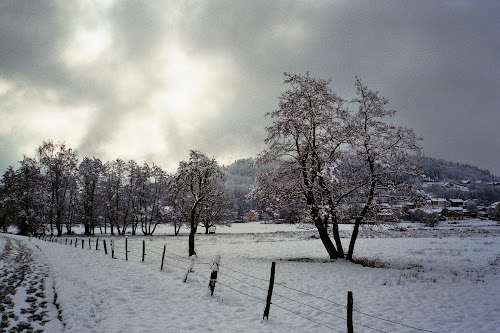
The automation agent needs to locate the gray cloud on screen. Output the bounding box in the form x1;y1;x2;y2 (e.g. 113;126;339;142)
0;1;498;175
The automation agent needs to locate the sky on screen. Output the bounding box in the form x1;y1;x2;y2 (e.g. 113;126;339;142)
0;0;498;175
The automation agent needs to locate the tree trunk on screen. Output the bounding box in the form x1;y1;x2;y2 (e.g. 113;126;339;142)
314;214;338;260
188;232;196;256
189;200;201;256
331;217;344;258
346;221;360;261
316;223;338;260
346;172;376;261
84;222;90;236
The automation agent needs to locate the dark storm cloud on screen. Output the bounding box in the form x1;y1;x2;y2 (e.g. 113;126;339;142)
168;1;499;173
0;1;498;175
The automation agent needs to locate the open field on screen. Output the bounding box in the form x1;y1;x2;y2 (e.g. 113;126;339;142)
1;220;500;332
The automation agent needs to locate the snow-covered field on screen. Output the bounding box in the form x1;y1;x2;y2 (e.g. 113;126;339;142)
1;221;500;332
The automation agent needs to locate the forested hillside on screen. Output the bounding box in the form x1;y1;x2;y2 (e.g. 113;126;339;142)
223;155;500;214
412;155;498;182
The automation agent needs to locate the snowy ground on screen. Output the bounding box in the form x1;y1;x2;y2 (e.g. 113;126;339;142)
1;221;500;332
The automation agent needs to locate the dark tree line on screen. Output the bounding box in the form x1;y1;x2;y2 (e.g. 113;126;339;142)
0;142;233;243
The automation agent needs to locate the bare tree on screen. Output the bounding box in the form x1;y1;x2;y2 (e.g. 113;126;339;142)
100;159;128;235
36;141;78;236
256;72;348;259
0;158;46;235
175;150;225;256
138;164;170;236
198;185;235;234
343;77;422;260
256;73;422;261
78;157;104;235
163;179;188;236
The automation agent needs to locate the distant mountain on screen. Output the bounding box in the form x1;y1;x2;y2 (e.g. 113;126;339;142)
412;155;499;182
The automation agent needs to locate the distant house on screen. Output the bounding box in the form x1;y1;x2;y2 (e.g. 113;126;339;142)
463;210;478;218
448;210;464;220
449;199;464;208
376;210;398;222
430;198;448;208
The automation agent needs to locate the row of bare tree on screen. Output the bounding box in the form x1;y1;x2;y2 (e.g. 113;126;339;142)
0;143;232;249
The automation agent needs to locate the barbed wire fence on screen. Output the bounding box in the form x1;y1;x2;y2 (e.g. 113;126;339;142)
37;234;438;333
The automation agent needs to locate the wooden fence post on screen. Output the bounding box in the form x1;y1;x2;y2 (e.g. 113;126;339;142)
142;240;145;262
160;245;166;271
82;239;84;249
103;239;108;255
183;257;195;282
65;239;67;245
111;238;115;259
96;238;99;251
263;262;276;320
208;255;221;296
347;291;354;333
70;239;72;246
125;237;128;261
75;238;78;248
89;238;91;250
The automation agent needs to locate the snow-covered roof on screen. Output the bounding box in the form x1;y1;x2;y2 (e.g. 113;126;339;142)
431;198;448;202
449;199;464;203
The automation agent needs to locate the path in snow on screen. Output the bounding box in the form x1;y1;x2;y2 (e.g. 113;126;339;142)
0;236;63;333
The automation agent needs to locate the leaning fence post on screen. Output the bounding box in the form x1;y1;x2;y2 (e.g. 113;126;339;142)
208;254;221;296
160;245;166;271
103;239;108;255
125;237;128;261
347;291;354;333
263;262;276;320
142;240;145;262
111;238;115;259
183;257;196;282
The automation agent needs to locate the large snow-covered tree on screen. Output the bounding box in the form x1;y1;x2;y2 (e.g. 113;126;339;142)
198;184;235;234
256;72;422;260
342;77;421;260
36;140;78;236
78;157;104;236
0;158;46;235
175;150;225;256
137;164;170;236
256;72;348;259
100;159;128;235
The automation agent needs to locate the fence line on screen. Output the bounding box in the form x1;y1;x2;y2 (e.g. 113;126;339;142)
36;235;438;333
